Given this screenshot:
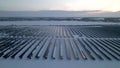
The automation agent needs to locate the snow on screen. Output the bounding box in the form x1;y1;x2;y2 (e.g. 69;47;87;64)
0;21;120;68
0;59;119;68
0;21;120;25
0;39;120;68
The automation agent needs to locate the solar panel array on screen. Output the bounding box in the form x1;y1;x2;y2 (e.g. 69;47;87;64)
0;25;120;61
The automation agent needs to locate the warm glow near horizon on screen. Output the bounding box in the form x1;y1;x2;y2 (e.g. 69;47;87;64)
0;0;120;12
111;5;120;12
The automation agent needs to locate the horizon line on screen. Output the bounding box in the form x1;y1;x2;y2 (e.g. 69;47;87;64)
0;10;119;12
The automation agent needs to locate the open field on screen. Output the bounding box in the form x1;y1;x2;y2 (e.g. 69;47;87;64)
0;24;120;68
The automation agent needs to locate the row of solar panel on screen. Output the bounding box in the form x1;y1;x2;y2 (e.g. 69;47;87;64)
0;37;120;61
0;25;120;38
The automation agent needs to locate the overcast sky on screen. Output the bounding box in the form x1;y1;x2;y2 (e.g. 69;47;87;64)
0;0;120;12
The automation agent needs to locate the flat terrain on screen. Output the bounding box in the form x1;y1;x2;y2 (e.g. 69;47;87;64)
0;25;120;68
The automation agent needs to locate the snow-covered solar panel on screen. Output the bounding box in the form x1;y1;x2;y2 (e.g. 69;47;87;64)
0;25;120;61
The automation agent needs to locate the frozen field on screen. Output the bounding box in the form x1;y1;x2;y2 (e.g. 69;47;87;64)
0;21;120;68
0;21;120;25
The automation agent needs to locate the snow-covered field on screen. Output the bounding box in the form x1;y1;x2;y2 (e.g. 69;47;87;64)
0;21;120;25
0;59;119;68
0;21;120;68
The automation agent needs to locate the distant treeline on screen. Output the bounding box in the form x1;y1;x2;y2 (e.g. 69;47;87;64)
0;17;120;22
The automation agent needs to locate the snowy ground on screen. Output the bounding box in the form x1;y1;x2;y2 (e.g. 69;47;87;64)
0;59;119;68
0;21;120;68
0;21;120;25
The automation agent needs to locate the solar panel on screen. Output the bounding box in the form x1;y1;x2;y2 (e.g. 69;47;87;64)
0;25;120;61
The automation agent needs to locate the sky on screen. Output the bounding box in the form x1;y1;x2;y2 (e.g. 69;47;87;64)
0;0;120;12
